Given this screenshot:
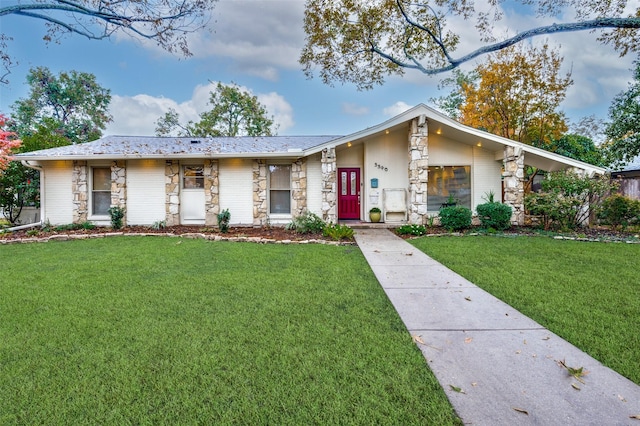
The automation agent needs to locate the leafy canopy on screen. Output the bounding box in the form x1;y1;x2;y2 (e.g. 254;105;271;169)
301;0;640;88
605;60;640;166
11;66;112;146
155;82;277;137
0;0;218;84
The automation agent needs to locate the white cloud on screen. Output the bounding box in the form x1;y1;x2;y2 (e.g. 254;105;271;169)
342;103;369;116
383;101;413;117
105;83;294;136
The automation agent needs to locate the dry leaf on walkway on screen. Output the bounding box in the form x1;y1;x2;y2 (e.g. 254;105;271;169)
542;336;550;340
619;394;627;402
412;334;425;345
571;383;581;391
513;407;529;415
464;296;472;301
464;337;473;344
629;414;640;420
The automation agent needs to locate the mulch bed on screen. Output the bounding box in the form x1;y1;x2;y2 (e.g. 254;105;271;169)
1;224;638;244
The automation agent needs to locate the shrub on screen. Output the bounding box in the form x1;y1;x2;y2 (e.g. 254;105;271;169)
217;209;231;233
476;202;512;230
287;212;326;234
396;224;427;236
598;194;640;230
323;223;354;240
151;220;167;230
108;206;126;230
81;221;96;230
524;171;614;230
439;206;472;231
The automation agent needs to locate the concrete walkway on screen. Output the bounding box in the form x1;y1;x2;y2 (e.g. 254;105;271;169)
354;229;640;426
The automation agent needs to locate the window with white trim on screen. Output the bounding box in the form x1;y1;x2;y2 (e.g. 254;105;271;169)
91;167;111;216
269;164;291;214
427;166;471;211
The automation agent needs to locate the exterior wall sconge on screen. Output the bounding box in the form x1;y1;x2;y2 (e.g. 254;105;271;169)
347;142;352;147
436;128;442;135
477;142;482;147
385;129;390;134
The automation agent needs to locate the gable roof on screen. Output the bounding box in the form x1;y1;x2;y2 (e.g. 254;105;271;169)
16;104;607;176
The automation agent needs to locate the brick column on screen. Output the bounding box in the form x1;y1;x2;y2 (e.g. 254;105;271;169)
165;161;180;226
204;159;219;226
72;161;88;223
408;116;429;224
503;146;525;225
321;147;337;223
253;160;268;226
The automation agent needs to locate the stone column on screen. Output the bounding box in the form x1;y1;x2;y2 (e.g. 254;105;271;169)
291;158;307;217
408;115;429;224
165;161;180;226
503;146;525;225
321;147;337;223
204;159;219;226
72;161;88;223
111;160;127;224
253;160;268;226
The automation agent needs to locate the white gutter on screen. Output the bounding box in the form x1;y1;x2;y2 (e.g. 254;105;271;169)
21;160;45;227
3;221;42;233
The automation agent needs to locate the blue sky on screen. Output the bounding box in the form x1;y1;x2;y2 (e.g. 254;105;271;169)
0;1;637;138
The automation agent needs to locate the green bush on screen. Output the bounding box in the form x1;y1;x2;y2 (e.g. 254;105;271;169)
476;202;512;230
287;212;326;234
598;194;640;230
396;224;427;236
108;206;126;230
439;206;472;231
524;171;614;230
323;223;354;240
217;209;231;233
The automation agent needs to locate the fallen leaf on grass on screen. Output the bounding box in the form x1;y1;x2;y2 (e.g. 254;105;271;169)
513;407;529;415
449;385;465;394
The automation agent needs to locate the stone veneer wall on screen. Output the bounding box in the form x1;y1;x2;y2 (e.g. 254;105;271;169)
165;161;180;226
253;160;267;226
291;159;307;217
503;146;525;225
408;116;429;224
204;160;219;226
111;160;127;223
72;160;88;223
321;147;337;223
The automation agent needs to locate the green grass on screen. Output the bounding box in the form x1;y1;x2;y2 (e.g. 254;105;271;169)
0;238;460;425
409;235;640;385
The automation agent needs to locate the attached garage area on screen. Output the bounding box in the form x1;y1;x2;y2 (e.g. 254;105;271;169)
126;160;165;225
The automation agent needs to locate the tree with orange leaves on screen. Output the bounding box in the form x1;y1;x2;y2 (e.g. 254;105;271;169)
0;114;20;171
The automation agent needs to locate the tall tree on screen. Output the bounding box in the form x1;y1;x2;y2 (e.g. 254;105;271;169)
300;0;640;88
457;44;572;148
11;66;112;145
605;60;640;166
0;0;217;83
156;83;277;137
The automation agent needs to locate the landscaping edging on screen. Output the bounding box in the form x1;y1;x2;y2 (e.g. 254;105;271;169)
0;231;355;246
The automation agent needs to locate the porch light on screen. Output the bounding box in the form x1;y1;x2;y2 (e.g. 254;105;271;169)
347;142;352;147
436;128;442;135
477;142;482;147
385;129;390;134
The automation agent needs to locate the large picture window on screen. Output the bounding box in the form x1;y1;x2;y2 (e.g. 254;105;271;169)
92;167;111;216
269;164;291;214
427;166;471;211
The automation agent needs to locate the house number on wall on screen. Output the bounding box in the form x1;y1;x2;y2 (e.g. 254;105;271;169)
374;162;388;172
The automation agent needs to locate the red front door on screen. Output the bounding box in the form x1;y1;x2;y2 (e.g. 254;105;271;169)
338;168;361;220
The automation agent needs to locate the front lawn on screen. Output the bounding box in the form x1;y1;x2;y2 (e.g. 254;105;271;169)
409;236;640;385
0;238;460;425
